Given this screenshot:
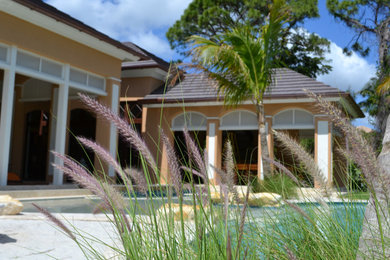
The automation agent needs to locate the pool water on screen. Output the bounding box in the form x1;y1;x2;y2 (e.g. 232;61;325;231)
22;196;193;215
231;202;367;259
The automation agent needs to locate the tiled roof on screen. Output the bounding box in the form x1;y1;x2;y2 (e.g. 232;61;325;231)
121;42;170;71
143;68;345;102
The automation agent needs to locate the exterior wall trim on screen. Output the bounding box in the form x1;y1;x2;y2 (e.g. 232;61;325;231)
1;1;139;61
0;43;107;96
143;97;341;108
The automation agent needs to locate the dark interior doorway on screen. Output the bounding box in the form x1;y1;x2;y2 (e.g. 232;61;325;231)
67;109;96;173
23;110;50;182
273;129;315;187
222;130;258;185
174;131;206;183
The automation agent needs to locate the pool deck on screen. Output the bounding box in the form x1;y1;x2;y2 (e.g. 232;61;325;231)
0;187;367;259
0;213;121;259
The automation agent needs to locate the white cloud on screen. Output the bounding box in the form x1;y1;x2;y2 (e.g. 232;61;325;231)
317;42;376;93
45;0;192;60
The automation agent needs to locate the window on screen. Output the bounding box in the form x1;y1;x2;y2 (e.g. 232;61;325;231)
172;112;207;131
220;110;257;130
273;109;314;129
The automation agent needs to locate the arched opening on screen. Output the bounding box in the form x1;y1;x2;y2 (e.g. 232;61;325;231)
272;109;315;186
67;109;96;173
220;110;258;185
23;110;50;182
117;101;143;171
172;112;207;183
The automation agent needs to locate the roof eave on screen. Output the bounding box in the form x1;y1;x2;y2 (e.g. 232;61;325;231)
8;0;142;61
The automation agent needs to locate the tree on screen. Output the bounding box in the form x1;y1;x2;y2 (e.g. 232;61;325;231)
327;0;390;136
327;0;390;70
189;0;289;179
167;0;331;78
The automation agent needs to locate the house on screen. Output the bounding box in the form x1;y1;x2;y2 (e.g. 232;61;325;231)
138;69;364;187
0;0;364;188
0;0;145;186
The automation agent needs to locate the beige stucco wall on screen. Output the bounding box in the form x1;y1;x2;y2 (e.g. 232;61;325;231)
142;102;322;183
120;77;164;100
0;11;122;78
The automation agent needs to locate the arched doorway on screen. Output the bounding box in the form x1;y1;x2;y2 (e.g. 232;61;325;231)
172;112;207;183
272;108;315;186
67;109;96;173
23;110;50;181
220;110;259;184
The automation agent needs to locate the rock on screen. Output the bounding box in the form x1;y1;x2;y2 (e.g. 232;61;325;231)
247;193;282;207
158;203;204;221
209;192;223;203
0;195;23;215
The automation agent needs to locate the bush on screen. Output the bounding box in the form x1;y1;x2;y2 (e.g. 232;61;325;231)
251;174;298;199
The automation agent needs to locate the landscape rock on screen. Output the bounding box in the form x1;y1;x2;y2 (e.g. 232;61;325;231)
158;203;204;221
0;195;23;215
209;192;223;203
247;193;282;207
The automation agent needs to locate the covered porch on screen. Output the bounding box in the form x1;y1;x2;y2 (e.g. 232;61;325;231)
0;44;120;186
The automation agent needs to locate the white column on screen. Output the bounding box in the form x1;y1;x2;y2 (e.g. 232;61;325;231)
317;120;330;183
207;122;216;180
52;65;69;185
108;83;119;177
48;88;58;176
0;46;16;186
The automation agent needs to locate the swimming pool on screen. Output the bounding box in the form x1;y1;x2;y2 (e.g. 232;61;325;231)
22;196;194;215
22;196;367;218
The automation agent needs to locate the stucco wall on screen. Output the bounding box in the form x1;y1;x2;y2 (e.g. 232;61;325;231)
0;11;122;78
120;77;163;100
142;102;324;183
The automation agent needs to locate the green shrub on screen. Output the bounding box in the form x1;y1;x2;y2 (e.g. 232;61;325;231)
251;174;298;199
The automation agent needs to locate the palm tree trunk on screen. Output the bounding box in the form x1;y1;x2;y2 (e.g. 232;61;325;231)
357;114;390;259
257;102;271;179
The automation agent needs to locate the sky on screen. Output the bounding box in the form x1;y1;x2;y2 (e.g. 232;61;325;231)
45;0;377;127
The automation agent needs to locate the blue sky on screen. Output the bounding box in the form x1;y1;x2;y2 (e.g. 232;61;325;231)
46;0;377;127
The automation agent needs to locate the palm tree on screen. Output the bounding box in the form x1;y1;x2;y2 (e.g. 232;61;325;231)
188;0;289;180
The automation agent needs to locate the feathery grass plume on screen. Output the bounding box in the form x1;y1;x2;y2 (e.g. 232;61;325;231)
180;166;205;181
124;168;148;194
160;128;182;196
220;183;230;221
33;203;76;241
284;244;297;260
223;140;237;193
182;128;208;179
262;156;302;186
52;151;126;215
273;130;328;192
52;151;109;204
284;200;317;227
211;166;239;203
78;93;157;174
101;182;127;211
77;137;131;185
304;90;380;189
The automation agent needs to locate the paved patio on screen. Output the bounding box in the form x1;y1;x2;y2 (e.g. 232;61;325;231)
0;213;119;259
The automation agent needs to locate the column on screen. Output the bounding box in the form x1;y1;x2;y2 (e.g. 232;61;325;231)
266;116;274;171
206;119;221;184
52;65;70;185
315;118;332;187
207;122;216;181
257;130;264;181
95;78;120;177
0;46;16;186
47;87;58;179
